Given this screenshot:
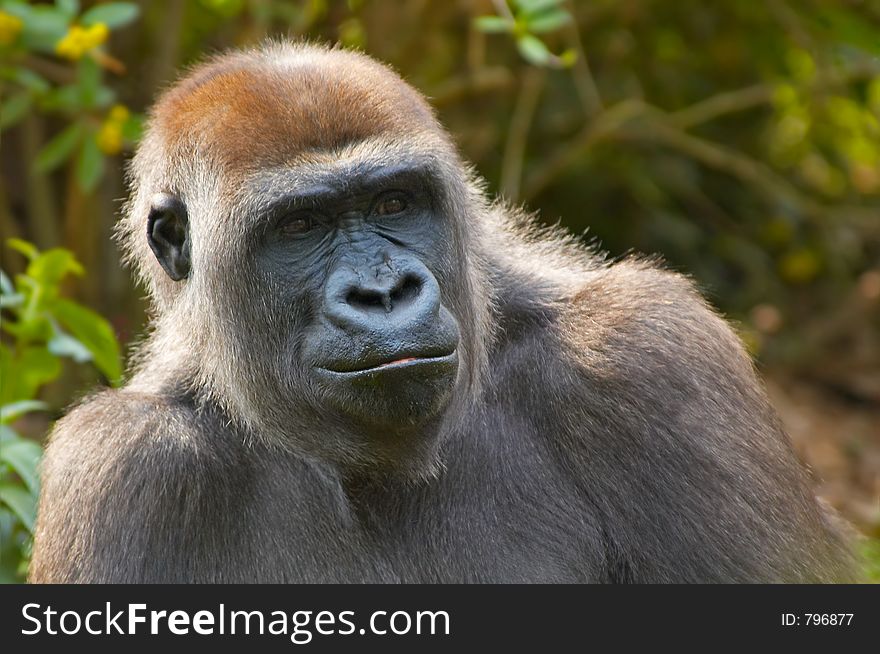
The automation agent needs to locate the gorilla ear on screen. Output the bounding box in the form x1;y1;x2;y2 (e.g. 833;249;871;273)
147;193;190;281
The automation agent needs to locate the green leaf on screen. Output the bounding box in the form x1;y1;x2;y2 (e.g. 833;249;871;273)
26;248;84;289
516;34;552;66
40;85;81;112
0;292;24;309
0;270;14;295
0;483;37;533
48;326;93;363
2;307;53;345
526;8;571;33
0;346;12;407
7;238;39;261
0;439;43;494
55;0;80;19
0;401;49;425
515;0;565;16
121;113;144;142
0;92;32;130
94;85;116;109
811;7;880;56
12;3;71;53
0;2;31;21
10;68;51;94
473;15;513;34
0;507;24;583
0;425;18;443
51;298;121;384
76;134;104;192
80;2;140;29
77;56;101;109
558;47;577;68
33;123;84;174
15;348;63;399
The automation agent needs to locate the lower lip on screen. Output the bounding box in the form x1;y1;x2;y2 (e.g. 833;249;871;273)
377;357;418;368
317;352;458;378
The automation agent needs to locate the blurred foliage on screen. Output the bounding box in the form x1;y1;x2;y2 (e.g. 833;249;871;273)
0;239;121;581
0;1;878;579
474;0;577;68
0;1;143;190
860;538;880;583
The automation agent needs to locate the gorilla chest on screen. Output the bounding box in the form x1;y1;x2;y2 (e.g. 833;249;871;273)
246;447;603;583
367;495;602;583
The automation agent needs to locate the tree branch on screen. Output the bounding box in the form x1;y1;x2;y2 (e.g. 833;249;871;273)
670;60;880;130
501;66;545;202
622;121;880;235
522;98;648;200
564;0;603;118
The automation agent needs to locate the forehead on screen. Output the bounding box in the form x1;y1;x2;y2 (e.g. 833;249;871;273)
151;48;438;171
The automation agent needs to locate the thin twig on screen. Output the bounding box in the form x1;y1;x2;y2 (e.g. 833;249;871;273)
429;67;514;107
670;60;880;130
501;66;546;202
522;98;648;200
766;0;814;49
20;114;59;248
564;0;603;118
621;121;880;235
670;84;774;130
23;55;76;85
523;60;880;203
491;0;515;22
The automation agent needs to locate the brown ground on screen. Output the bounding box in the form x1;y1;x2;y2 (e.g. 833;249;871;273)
765;372;880;539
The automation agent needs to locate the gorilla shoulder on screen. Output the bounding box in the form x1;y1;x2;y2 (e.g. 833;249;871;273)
559;258;756;390
30;390;227;582
41;389;211;469
535;260;854;582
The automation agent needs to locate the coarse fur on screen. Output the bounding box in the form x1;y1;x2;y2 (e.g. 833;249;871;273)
30;42;855;583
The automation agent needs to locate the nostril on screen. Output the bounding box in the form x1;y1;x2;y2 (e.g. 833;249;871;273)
343;274;424;315
391;274;422;307
345;287;390;313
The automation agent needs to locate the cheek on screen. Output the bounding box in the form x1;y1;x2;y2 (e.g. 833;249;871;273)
397;213;455;269
423;239;460;298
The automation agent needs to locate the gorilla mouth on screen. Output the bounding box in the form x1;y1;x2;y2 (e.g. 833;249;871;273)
318;350;458;376
377;356;418;367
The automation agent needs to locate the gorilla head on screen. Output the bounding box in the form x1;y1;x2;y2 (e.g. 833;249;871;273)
119;44;494;475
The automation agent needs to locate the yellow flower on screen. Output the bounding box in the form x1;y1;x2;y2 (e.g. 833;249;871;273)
96;104;131;155
96;121;123;155
779;249;821;285
109;104;130;122
55;23;110;60
0;11;24;46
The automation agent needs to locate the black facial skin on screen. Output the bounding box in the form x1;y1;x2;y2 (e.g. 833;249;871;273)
260;165;460;433
145;165;463;448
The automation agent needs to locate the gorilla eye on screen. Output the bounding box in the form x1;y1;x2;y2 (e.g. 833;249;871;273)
279;213;314;236
375;194;408;216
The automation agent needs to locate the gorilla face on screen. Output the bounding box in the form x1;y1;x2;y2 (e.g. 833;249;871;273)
146;154;471;469
255;161;462;435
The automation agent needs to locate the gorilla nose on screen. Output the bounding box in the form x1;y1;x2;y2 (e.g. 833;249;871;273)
345;273;422;314
324;262;440;332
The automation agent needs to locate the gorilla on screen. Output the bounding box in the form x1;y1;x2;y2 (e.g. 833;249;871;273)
30;43;854;583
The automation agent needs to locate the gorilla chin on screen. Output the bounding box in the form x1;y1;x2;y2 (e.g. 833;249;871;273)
311;336;461;433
